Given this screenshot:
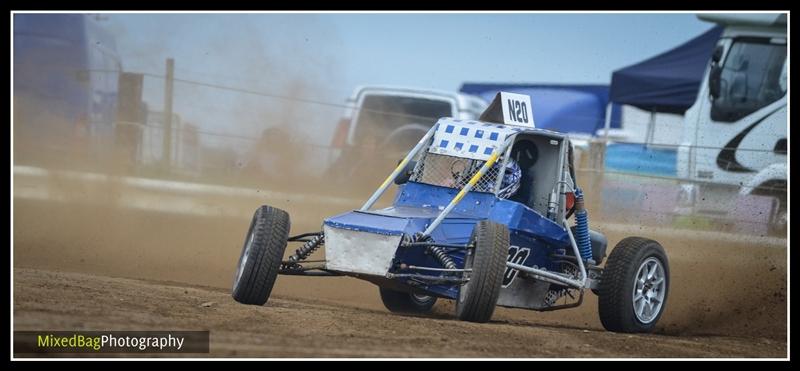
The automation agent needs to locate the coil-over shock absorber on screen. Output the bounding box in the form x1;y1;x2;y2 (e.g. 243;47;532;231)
288;234;324;263
573;188;594;263
428;246;457;270
412;233;456;270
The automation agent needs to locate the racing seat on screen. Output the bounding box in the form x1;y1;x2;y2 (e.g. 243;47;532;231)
508;140;536;205
507;136;576;218
510;168;537;206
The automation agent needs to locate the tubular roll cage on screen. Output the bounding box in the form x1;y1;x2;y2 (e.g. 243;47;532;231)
354;122;592;290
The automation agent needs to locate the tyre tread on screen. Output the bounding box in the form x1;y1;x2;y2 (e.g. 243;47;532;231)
232;205;290;305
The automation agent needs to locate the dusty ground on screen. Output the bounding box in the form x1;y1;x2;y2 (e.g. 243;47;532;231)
13;268;786;358
13;190;788;358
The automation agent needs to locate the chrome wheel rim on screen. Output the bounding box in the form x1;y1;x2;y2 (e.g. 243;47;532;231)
632;257;666;324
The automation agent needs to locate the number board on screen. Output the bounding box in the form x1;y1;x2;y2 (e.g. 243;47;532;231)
499;92;535;128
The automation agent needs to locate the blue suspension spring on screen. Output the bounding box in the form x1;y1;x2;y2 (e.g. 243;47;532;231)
574;188;593;262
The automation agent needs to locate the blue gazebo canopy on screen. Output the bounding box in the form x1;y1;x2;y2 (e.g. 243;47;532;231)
609;26;724;114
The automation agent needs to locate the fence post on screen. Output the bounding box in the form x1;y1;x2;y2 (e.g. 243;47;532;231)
586;138;606;214
162;58;174;172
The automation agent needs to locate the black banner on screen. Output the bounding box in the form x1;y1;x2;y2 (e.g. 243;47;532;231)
14;331;210;355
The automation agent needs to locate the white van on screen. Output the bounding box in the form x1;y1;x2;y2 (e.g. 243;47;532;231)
326;85;488;186
676;13;787;234
331;85;487;150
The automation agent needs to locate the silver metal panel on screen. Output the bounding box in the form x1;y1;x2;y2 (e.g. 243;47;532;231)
323;225;402;277
497;276;552;310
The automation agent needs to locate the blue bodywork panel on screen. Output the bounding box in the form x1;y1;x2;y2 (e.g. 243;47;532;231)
323;181;570;299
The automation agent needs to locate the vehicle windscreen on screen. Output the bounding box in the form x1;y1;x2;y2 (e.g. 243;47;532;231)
352;95;453;153
711;38;787;122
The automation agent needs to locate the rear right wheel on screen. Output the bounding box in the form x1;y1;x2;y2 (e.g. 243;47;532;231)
598;237;669;333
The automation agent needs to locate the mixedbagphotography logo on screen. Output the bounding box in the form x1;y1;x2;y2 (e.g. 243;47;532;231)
14;331;210;354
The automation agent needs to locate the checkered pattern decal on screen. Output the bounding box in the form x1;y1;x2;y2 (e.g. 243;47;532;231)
428;118;522;161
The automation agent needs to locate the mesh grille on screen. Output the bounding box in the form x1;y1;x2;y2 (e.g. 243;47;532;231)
410;151;502;194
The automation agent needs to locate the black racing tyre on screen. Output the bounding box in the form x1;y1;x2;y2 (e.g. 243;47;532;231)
232;205;291;305
455;220;509;323
598;237;669;333
379;287;437;314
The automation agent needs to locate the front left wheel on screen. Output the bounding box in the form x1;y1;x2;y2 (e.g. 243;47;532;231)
232;205;291;305
455;220;509;323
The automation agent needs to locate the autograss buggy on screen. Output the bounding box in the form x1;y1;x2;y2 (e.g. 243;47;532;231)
232;99;670;333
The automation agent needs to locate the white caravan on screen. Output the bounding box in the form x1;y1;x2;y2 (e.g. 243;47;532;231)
676;13;787;234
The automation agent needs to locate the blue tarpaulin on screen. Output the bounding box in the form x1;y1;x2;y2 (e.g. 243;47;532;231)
609;26;724;114
459;84;622;136
605;142;677;177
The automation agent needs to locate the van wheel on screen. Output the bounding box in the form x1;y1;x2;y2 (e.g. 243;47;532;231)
752;180;786;236
770;193;787;236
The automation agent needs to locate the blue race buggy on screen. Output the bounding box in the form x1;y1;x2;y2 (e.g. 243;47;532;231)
232;94;670;333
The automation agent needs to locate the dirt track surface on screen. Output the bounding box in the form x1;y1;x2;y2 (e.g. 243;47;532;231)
13;268;786;358
13;162;788;358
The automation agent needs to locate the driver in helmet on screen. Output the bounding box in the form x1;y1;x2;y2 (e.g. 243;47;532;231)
441;156;522;197
497;157;522;199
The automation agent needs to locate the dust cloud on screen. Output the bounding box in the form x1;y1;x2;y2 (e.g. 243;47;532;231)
12;14;787;347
